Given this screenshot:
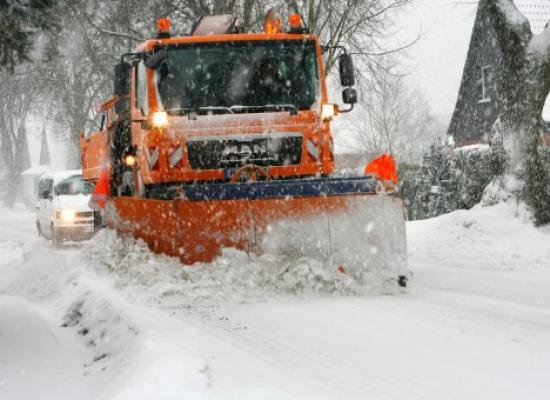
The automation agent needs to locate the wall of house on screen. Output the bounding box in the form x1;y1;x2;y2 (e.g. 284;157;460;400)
447;5;503;145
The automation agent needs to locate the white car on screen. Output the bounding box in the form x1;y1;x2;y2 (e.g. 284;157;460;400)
36;170;97;247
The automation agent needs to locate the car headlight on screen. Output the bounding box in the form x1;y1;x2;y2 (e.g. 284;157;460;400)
58;209;76;221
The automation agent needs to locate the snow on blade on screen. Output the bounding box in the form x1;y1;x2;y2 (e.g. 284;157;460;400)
83;224;405;311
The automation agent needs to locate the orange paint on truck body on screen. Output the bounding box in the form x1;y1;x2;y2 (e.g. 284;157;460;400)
80;21;408;279
112;192;403;265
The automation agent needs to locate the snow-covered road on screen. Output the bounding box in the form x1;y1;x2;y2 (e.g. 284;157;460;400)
1;202;549;399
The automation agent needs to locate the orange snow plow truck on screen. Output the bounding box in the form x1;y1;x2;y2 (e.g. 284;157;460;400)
81;11;408;287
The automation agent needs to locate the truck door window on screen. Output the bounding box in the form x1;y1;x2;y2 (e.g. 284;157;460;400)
136;61;148;115
99;113;106;131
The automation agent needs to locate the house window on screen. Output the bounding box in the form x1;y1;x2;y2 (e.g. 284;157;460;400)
479;65;491;103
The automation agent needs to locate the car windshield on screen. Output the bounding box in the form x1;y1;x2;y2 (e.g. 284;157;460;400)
155;40;320;114
54;175;94;196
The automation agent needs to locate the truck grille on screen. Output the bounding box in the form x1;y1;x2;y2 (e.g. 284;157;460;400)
187;134;302;170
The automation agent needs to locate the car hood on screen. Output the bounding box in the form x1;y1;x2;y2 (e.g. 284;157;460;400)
55;194;93;212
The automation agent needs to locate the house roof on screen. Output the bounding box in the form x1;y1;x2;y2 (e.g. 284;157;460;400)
515;0;550;33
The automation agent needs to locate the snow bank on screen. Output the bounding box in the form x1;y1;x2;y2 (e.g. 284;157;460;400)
408;200;549;271
0;240;209;400
0;295;95;400
0;241;23;268
0;199;406;400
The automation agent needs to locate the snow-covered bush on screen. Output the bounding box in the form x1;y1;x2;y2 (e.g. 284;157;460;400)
541;146;550;167
453;145;493;210
520;145;550;226
401;139;510;220
400;142;456;220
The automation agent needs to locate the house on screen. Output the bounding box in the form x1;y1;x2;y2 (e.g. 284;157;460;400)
448;0;550;147
21;127;52;205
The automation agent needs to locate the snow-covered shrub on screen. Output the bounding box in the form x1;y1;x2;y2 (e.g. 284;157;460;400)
400;142;457;220
398;164;421;220
452;145;493;210
401;139;511;220
481;174;521;206
540;146;550;172
520;144;550;226
489;130;508;176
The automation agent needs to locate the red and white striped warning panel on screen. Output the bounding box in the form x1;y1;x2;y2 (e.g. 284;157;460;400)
306;139;319;162
146;147;159;170
169;145;183;169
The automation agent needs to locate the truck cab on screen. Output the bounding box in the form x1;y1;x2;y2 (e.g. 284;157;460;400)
81;13;357;199
75;11;412;280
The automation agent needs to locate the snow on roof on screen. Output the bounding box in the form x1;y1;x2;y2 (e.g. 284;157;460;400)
41;169;83;183
515;0;550;34
453;144;490;154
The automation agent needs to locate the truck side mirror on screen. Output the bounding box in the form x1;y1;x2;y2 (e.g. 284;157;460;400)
339;54;355;87
343;88;358;105
114;62;131;97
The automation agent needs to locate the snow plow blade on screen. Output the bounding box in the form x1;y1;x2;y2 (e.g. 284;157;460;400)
111;176;408;283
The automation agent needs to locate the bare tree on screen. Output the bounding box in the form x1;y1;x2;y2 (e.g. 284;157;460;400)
345;58;444;164
0;69;35;207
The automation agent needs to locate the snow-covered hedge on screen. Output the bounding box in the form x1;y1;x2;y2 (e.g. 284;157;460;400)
541;146;550;171
400;141;508;220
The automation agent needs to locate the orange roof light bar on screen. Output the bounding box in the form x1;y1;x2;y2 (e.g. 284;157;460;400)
157;18;171;38
289;13;303;32
264;8;282;34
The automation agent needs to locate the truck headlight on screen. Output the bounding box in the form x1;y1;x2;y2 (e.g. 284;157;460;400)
151;112;169;129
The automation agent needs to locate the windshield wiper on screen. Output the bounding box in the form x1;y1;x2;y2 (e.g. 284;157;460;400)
229;104;298;116
166;104;299;118
166;106;234;117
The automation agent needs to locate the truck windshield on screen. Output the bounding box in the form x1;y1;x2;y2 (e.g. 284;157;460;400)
155;40;320;114
54;175;95;196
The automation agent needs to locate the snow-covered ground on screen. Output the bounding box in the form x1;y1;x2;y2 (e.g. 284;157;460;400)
1;201;549;399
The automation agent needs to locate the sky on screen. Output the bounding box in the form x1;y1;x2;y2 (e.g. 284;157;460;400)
394;0;478;123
